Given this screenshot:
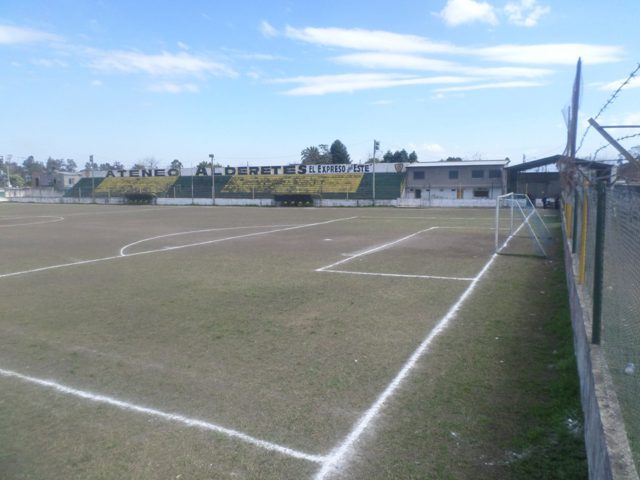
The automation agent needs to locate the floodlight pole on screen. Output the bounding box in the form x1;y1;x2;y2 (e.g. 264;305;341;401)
372;140;379;206
209;153;215;206
90;154;95;203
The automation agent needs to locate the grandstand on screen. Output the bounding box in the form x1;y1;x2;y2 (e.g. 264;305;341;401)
96;176;178;195
64;171;406;202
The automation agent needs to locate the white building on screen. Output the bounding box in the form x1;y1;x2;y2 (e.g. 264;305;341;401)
403;160;509;201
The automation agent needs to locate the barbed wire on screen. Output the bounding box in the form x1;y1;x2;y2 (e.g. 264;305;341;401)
593;131;640;160
576;62;640;154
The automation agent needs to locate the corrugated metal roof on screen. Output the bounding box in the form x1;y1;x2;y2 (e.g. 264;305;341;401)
406;160;509;168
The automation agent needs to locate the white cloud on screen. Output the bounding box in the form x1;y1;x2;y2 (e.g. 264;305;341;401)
177;41;189;50
504;0;550;27
147;82;199;94
434;80;545;93
31;58;68;68
285;26;621;66
596;76;640;91
91;79;103;87
476;43;623;65
259;20;278;38
285;26;457;54
333;52;552;78
437;0;499;27
90;50;237;77
273;73;473;95
0;24;60;44
418;143;446;154
334;53;457;72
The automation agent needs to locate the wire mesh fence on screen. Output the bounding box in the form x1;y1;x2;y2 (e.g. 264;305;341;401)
565;181;640;467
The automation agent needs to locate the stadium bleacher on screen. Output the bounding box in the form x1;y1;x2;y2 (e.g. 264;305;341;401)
64;171;406;200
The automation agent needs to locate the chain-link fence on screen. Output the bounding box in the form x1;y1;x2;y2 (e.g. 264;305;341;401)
565;180;640;467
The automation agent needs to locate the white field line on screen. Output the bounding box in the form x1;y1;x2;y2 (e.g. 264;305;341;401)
357;216;494;220
315;227;439;272
0;367;325;464
313;219;530;479
0;217;357;279
0;215;65;227
320;269;473;281
119;224;297;256
314;255;499;479
119;217;356;257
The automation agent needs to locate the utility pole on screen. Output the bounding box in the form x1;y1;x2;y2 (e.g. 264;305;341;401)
372;140;379;206
209;153;215;205
90;154;95;203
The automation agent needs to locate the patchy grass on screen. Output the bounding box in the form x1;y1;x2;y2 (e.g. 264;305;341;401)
339;220;587;479
0;205;585;479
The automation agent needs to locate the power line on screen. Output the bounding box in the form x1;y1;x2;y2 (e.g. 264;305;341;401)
576;62;640;154
593;131;640;160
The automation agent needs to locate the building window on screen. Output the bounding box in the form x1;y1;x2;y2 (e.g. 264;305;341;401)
471;169;484;178
413;171;425;180
448;170;459;180
473;188;490;198
414;189;421;199
489;169;501;178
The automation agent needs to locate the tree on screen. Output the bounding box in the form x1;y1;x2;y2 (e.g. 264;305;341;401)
393;149;409;163
22;156;44;182
301;146;321;164
318;144;332;164
329;139;350;164
170;159;183;170
98;161;124;171
382;150;394;163
408;151;418;163
46;157;64;174
143;157;159;169
64;159;78;172
443;157;463;162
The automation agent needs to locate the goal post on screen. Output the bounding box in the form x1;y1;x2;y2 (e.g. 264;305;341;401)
495;193;552;257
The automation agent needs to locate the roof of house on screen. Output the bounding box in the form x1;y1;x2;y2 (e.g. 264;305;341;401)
406;160;510;168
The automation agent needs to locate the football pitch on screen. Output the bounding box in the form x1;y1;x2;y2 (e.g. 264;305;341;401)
0;203;575;479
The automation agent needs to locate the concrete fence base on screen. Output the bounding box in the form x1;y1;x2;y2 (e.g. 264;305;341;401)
563;224;639;480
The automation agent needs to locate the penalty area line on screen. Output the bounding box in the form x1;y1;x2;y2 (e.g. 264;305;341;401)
316;226;439;272
313;219;533;479
319;269;473;282
313;251;500;479
0;367;326;464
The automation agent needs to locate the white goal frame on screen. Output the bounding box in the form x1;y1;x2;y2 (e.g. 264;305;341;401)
495;192;551;257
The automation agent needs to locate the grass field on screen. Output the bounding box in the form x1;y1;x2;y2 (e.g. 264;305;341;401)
0;203;585;479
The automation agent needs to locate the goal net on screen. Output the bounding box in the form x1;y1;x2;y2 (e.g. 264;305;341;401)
495;193;552;257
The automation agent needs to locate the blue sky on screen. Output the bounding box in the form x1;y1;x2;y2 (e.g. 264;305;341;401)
1;0;639;168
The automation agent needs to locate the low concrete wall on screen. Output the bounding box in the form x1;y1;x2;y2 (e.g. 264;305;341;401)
398;198;495;208
563;224;639;480
8;196;495;208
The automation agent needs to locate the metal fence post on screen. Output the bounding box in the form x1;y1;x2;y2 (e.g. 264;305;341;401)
592;181;606;345
572;190;580;254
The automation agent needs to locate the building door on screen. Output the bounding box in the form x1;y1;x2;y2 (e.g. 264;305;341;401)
414;189;421;199
456;188;464;199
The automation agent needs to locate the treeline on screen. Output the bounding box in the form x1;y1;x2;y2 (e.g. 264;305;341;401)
300;140;419;165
